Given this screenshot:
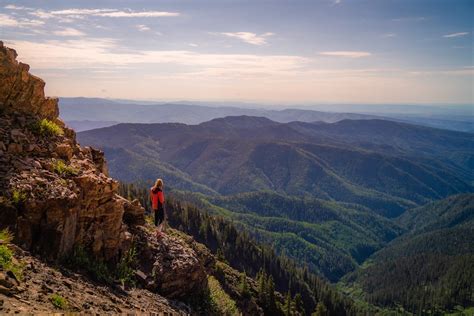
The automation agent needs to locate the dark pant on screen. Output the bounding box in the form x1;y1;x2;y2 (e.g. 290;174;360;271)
154;208;164;226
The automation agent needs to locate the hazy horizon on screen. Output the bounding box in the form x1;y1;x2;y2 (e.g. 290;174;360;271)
1;0;473;105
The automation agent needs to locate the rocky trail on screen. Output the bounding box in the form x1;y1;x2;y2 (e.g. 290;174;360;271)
0;243;188;314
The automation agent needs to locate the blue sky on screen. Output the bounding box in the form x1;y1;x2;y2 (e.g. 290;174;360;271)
1;0;472;105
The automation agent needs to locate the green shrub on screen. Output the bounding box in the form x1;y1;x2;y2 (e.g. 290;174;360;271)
66;246;112;284
11;190;26;207
116;246;137;287
208;275;240;315
53;160;78;177
0;229;23;280
0;229;13;244
50;293;68;309
0;244;13;268
66;245;137;286
35;119;63;137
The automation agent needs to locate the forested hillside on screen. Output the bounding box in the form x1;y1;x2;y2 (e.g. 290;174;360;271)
119;183;358;315
342;194;474;314
78;116;473;213
78;116;473;282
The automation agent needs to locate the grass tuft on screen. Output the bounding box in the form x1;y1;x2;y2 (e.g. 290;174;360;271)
10;190;26;208
53;160;78;177
50;293;68;309
35;119;64;137
0;229;23;280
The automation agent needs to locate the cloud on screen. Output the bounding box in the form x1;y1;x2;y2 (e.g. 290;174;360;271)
5;38;309;76
4;4;33;10
320;51;371;58
408;67;474;76
29;8;180;20
136;24;150;32
189;43;198;47
220;32;274;45
53;28;85;37
49;9;117;15
97;11;179;17
0;13;19;26
392;16;426;22
443;32;469;38
0;13;44;27
382;33;397;38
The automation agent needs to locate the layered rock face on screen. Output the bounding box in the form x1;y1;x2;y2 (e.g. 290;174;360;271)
0;42;143;259
0;41;140;260
0;42;58;120
0;41;208;303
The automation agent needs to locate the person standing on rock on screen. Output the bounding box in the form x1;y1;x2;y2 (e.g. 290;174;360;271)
150;179;166;239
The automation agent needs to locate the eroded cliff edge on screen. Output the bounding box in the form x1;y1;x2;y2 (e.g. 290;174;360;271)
0;41;209;312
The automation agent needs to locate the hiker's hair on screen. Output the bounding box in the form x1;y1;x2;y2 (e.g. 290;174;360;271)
153;178;163;190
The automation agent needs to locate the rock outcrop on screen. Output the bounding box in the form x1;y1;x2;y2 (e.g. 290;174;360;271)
0;42;58;120
0;41;140;260
132;226;210;299
0;41;210;310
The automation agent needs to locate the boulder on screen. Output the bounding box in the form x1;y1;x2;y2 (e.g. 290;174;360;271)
55;143;73;160
122;198;146;226
133;226;207;300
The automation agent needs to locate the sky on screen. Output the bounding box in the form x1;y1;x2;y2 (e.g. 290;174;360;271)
0;0;473;105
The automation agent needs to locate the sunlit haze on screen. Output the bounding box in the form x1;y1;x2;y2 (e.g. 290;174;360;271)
1;0;473;105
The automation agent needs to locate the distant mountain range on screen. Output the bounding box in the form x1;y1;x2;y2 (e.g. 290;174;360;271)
60;97;473;132
78;116;473;282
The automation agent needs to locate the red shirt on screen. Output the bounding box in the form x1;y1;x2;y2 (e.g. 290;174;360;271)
150;187;164;210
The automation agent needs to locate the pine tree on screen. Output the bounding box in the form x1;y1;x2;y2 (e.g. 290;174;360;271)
294;293;303;315
312;302;328;316
240;272;251;298
284;291;292;316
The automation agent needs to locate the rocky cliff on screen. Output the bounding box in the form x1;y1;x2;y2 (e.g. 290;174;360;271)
0;41;135;261
0;41;209;312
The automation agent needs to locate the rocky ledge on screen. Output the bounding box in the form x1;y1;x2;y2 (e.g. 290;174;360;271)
0;41;208;311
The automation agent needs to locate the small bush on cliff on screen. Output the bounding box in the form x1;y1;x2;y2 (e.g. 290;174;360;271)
11;190;26;208
35;119;64;137
0;229;23;280
208;275;240;315
50;293;68;309
116;245;137;287
67;246;112;284
53;160;78;177
67;245;137;287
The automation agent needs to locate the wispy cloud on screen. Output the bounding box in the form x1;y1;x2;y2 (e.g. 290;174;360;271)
98;11;179;17
392;16;426;22
320;51;371;58
4;4;33;10
136;24;150;32
220;32;274;45
443;32;469;38
189;43;199;47
0;13;19;26
408;66;474;76
29;8;180;20
5;38;308;74
53;27;85;37
0;13;44;27
382;33;397;38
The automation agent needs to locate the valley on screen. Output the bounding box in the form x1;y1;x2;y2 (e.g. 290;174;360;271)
77;114;474;310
